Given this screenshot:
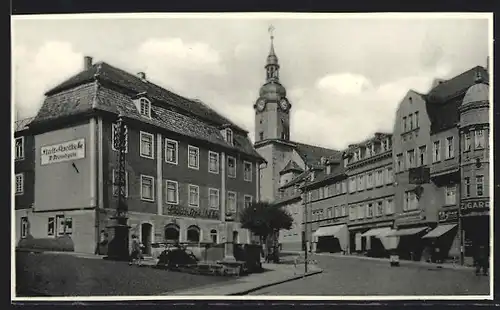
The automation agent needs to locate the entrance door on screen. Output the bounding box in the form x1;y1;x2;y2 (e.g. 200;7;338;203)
141;223;152;255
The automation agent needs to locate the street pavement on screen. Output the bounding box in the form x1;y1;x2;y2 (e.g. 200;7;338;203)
248;253;491;296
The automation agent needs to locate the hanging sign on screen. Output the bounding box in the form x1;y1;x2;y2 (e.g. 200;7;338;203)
41;138;85;165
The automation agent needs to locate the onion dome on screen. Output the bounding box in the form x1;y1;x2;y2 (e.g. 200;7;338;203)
462;70;489;106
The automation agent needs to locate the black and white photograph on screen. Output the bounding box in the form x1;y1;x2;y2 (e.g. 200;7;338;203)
12;13;493;300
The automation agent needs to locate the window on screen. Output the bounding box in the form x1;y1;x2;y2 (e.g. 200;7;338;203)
476;175;484;196
333;206;339;218
376;201;383;217
349;177;356;193
47;217;55;236
366;144;372;157
210;229;218;243
140;175;155;201
56;215;72;235
357;174;365;191
189;185;200;207
367;204;373;218
21;217;28;238
406;149;415;168
166;180;179;204
433;141;441;162
376;170;383;187
208;151;220;174
349;206;356;220
464;177;471;197
409;113;413;130
165;139;178;164
357;205;364;219
366;173;374;189
475;130;485;149
446;136;454;159
15;173;24;195
341;181;347;193
244;161;252;181
327;207;332;219
414;111;419;128
244;195;253;209
386;167;394;184
140;132;154;159
226;128;233;145
139;98;151;118
464;132;471;152
319;187;324;199
227;191;237;213
111;122;129;152
418;145;427;166
259;132;264;140
382;139;388;152
404;191;418;211
227;156;236;178
385;199;394;215
112;169;129;197
15;137;24;160
341;205;347;217
188;146;199;169
403;116;407;132
445;185;456;205
396;154;403;172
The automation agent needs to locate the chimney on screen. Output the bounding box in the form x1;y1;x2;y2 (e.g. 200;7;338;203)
84;56;93;70
137;72;146;80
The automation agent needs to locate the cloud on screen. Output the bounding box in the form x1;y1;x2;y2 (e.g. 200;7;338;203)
14;41;83;119
316;73;374;95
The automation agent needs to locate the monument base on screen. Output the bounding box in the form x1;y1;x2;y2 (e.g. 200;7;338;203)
105;217;130;261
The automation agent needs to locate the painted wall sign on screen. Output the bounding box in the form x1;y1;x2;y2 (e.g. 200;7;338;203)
438;209;458;222
165;204;220;220
460;200;490;214
41;138;85;165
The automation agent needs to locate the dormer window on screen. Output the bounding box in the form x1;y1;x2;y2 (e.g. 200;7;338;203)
139;97;151;118
225;128;233;145
366;144;372;157
326;165;331;174
371;143;376;156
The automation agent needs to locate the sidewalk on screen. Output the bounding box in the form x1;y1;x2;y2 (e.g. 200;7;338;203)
282;251;474;271
165;262;323;296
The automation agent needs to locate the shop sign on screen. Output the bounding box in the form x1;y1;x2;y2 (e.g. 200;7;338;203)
460;200;490;214
165;204;220;220
438;210;458;222
41;138;85;165
396;210;425;224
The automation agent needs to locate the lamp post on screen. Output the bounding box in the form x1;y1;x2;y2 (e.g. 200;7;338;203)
297;183;308;274
106;114;131;261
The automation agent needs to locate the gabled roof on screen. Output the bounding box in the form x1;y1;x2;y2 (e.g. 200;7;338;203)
44;61;247;133
14;117;35;132
292;141;342;167
425;66;488;134
32;80;264;161
279;160;304;175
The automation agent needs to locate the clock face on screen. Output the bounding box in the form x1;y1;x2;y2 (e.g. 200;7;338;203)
256;99;266;112
279;98;289;111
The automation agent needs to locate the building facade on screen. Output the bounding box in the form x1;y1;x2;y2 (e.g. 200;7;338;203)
343;133;396;257
14;56;264;254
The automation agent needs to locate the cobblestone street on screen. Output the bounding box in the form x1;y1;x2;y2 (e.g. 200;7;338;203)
249;254;490;296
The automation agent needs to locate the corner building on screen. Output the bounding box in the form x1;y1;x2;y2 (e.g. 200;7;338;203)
14;57;264;254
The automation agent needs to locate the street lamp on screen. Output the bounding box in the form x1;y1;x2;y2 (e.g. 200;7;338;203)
296;183;308;274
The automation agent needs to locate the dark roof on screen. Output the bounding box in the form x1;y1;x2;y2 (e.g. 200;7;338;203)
425;66;488;134
15;117;35;132
292;141;342;166
302;163;346;189
279;160;304;175
279;170;311;190
426;66;488;103
32;81;264;161
44;62;247;133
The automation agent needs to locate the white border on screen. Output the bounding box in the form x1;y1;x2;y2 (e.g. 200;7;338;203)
10;12;494;301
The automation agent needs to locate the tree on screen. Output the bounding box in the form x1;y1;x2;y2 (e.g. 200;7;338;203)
240;201;293;259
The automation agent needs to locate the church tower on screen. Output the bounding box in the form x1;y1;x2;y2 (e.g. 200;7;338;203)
254;26;292;143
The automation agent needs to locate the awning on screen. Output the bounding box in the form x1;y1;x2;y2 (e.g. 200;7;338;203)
361;227;392;237
313;224;347;238
387;226;428;237
422;224;457;239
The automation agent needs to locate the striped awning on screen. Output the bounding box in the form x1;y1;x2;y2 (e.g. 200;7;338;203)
422;224;457;239
361;227;392;237
387;226;428;237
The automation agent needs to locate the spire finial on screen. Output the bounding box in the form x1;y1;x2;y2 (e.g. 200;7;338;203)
475;69;483;84
268;24;275;41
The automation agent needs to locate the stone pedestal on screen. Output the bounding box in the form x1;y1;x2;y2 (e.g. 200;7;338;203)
105;217;130;261
220;222;236;261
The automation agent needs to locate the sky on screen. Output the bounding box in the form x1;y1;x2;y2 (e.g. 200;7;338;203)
12;14;490;150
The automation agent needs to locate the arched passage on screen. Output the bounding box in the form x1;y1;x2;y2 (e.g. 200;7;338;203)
187;225;201;243
165;223;180;243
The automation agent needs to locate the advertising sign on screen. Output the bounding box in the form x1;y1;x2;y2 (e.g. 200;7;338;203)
41;138;85;165
438;209;458;222
165;204;220;220
460;200;490;214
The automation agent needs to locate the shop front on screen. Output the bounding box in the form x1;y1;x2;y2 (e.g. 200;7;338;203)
313;223;348;254
392;210;433;261
421;208;459;263
348;220;395;256
460;198;490;265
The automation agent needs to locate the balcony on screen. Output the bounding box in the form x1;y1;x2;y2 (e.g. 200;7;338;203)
430;157;460;185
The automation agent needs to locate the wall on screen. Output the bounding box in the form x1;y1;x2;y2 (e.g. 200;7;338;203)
279;198;303;251
34;121;92;212
15;133;35;210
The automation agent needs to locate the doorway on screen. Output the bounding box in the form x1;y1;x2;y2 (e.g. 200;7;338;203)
141;223;153;255
233;230;239;244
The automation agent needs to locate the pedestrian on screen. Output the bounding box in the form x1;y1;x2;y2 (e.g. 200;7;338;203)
129;234;143;266
475;244;489;276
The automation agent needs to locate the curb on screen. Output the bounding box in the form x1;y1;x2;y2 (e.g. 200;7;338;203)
228;268;323;296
